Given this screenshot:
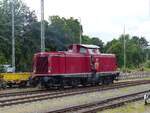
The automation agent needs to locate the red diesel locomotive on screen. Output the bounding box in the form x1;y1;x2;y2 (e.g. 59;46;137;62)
33;44;119;88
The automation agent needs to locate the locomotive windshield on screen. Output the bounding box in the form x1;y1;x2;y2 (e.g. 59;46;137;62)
79;47;87;54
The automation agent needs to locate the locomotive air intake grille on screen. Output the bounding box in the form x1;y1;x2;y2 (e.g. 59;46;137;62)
36;56;48;73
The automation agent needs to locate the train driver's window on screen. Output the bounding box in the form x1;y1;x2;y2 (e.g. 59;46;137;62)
88;49;95;54
96;49;100;54
79;47;87;54
88;49;100;54
68;49;73;52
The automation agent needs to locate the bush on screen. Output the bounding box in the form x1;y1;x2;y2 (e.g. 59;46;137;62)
144;60;150;68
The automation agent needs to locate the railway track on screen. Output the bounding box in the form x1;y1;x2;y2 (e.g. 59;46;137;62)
0;79;149;107
0;79;149;97
0;89;44;98
48;89;150;113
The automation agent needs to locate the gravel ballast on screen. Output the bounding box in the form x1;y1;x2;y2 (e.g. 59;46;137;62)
0;84;150;113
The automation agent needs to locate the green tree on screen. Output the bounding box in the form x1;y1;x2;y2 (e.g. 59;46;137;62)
82;35;91;44
91;37;104;52
105;34;149;68
46;16;82;51
0;0;37;72
106;40;123;67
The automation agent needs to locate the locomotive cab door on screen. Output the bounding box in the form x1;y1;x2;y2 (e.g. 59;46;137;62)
90;55;100;84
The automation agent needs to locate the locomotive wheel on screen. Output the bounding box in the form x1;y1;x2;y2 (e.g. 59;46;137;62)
109;78;114;84
7;83;13;88
91;82;96;86
58;85;64;89
29;77;39;87
19;81;27;88
82;82;87;87
71;80;78;88
102;79;109;85
81;79;88;86
57;79;65;89
43;83;50;89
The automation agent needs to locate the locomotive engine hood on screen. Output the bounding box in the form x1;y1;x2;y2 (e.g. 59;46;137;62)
34;51;65;74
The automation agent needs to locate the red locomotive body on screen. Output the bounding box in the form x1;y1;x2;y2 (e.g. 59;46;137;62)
33;44;119;88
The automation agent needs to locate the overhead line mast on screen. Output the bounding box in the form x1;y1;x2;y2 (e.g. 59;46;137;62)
124;25;126;72
149;0;150;16
41;0;45;52
11;1;15;72
79;17;82;44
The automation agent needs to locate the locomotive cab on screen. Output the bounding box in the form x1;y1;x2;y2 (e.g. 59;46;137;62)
68;44;100;55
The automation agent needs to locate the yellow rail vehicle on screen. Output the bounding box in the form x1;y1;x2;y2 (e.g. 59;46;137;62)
1;73;33;87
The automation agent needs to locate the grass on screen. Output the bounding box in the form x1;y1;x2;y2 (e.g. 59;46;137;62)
115;75;150;83
118;67;150;72
101;101;150;113
142;68;150;71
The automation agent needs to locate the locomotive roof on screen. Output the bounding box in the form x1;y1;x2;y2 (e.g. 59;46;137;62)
80;44;100;49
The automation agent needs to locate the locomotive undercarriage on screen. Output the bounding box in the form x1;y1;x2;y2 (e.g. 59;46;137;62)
31;72;119;89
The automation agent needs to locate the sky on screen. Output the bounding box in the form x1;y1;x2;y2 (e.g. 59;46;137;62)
23;0;150;44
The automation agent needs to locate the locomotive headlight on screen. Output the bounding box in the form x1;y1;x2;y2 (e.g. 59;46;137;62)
48;69;51;72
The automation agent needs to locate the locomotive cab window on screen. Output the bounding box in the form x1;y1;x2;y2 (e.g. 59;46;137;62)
68;49;73;52
79;47;87;54
88;48;100;54
96;49;100;54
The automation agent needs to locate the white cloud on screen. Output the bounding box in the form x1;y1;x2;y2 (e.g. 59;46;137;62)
23;0;150;43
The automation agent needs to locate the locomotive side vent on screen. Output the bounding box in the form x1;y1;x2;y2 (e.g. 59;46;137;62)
36;56;48;73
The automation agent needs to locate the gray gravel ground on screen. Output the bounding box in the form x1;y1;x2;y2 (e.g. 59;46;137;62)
0;84;150;113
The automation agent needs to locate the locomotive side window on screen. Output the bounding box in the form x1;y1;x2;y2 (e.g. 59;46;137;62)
79;47;87;54
88;49;95;54
68;49;73;52
88;49;100;54
96;49;100;54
